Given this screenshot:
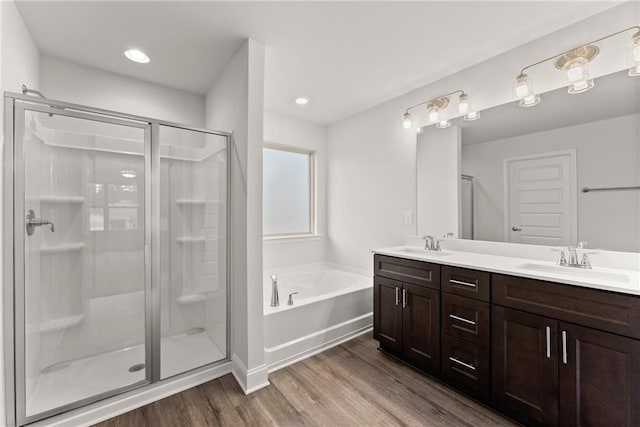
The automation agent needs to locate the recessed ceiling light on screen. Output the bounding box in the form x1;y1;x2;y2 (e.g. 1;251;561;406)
294;97;310;105
124;49;150;64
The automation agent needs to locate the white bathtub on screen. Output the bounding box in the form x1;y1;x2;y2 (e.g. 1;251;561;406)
263;264;373;371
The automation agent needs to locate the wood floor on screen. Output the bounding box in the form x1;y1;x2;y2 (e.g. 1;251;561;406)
95;334;517;427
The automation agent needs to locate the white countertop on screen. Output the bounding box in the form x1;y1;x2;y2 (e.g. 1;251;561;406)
373;245;640;296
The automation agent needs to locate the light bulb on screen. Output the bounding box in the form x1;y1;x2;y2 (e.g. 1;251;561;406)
402;112;412;129
435;120;451;129
428;106;439;123
124;49;150;64
563;56;594;94
513;73;533;99
458;93;469;114
464;111;480;121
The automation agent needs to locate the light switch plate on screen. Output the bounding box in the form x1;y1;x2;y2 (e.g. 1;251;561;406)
404;210;413;225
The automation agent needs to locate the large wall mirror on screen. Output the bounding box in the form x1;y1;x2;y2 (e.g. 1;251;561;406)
418;69;640;253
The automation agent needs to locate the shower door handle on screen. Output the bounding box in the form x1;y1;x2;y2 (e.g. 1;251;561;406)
26;209;55;235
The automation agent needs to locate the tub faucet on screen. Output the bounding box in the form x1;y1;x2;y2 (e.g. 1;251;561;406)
287;292;299;306
270;275;279;307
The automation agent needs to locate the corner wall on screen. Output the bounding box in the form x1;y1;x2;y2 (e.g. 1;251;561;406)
263;112;327;270
205;39;268;393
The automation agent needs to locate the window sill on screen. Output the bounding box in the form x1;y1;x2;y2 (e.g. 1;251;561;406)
263;234;324;244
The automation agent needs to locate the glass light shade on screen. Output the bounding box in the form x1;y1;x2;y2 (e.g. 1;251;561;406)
402;112;412;129
464;111;480;121
428;106;439;123
458;93;469;114
563;57;594;94
567;79;594;94
435;120;451;129
519;94;541;108
513;73;533;99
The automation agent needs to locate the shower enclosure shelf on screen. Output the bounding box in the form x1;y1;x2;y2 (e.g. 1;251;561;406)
176;293;206;304
176;236;206;243
38;314;85;334
40;243;85;254
176;199;224;206
26;196;85;205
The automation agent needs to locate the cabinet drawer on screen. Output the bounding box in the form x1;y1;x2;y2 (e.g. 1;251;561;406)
441;334;490;400
441;266;490;301
374;254;440;289
493;274;640;339
442;293;490;348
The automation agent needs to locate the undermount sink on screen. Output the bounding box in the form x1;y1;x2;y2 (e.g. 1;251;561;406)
396;247;451;257
517;263;630;284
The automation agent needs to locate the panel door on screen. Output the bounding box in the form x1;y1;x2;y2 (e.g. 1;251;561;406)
402;283;440;372
505;151;576;246
492;306;559;427
559;322;640;427
373;276;402;353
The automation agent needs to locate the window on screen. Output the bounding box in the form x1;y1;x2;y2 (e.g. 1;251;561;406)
263;145;314;236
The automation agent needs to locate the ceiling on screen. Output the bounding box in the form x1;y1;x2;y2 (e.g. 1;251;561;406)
15;1;621;125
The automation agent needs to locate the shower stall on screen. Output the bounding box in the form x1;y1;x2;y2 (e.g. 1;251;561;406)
3;93;230;425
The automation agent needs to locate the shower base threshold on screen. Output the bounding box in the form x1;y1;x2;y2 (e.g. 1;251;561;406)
26;330;224;417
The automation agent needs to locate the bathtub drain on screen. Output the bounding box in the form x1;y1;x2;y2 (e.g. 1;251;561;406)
128;363;145;373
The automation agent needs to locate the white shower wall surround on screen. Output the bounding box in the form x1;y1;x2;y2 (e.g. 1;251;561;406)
5;94;230;426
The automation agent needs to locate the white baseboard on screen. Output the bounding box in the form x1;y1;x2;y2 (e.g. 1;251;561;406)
266;313;373;373
231;355;270;394
30;361;232;427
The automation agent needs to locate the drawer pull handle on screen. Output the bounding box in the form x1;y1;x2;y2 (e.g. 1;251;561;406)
449;314;476;326
395;287;399;306
562;330;568;365
449;279;477;289
402;288;407;308
449;356;476;371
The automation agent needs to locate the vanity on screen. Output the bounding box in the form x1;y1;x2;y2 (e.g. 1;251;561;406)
372;245;640;427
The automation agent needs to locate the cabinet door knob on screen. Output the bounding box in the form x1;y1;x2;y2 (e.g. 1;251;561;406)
511;226;522;232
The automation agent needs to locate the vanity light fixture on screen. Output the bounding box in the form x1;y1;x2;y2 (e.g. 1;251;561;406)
402;90;478;130
403;112;413;129
124;49;150;64
514;26;640;106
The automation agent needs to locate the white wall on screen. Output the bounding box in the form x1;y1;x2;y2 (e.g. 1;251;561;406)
462;113;640;253
1;1;41;424
40;56;205;126
416;126;461;238
327;2;639;273
205;39;268;393
263;111;327;269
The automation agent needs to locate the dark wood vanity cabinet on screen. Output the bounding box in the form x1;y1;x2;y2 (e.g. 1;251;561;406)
373;255;441;373
492;274;640;427
373;254;640;426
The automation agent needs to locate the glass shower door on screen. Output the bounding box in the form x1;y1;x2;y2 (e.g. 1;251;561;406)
15;103;151;422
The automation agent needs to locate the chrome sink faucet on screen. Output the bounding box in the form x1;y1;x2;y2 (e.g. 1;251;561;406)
270;274;279;307
421;235;438;251
557;243;592;269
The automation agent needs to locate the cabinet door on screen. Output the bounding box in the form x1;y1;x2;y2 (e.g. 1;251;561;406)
373;276;402;353
402;283;440;372
559;322;640;427
492;306;558;427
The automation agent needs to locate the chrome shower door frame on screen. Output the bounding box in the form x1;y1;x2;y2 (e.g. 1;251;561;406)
3;93;232;426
